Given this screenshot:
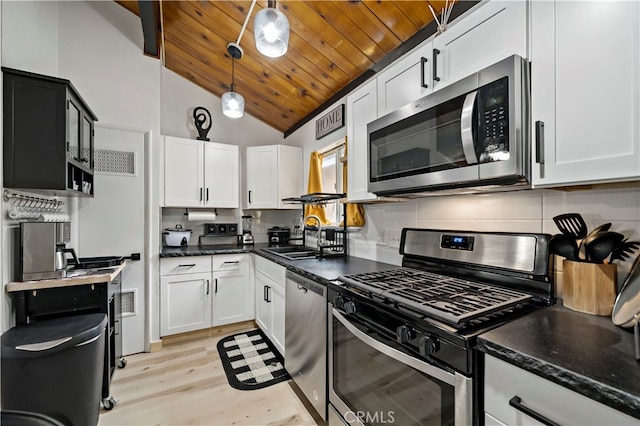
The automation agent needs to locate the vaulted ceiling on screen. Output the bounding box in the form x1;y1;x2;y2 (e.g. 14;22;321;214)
115;1;475;135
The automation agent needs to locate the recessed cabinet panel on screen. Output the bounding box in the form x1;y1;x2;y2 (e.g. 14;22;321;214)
160;272;212;336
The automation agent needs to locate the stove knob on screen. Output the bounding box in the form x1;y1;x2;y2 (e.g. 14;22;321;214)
344;300;357;315
419;336;440;357
396;325;415;344
333;295;345;309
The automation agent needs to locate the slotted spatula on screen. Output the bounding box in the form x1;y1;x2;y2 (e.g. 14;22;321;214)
553;213;588;239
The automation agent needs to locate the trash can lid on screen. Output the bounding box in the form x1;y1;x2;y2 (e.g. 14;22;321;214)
1;314;107;354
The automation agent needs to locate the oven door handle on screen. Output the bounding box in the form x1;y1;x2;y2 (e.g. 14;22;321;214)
332;308;455;386
460;90;478;165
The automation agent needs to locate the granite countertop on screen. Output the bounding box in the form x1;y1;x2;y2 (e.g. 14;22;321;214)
478;305;640;419
6;262;127;292
160;243;397;284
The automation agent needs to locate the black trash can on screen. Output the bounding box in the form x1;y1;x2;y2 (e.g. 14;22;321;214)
1;313;107;426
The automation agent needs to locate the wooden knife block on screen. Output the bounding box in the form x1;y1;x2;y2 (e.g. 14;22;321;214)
563;260;617;316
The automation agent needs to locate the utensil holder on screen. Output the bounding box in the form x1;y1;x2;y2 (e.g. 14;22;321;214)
563;260;617;316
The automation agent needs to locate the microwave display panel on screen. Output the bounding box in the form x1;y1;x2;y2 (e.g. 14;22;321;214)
477;77;510;162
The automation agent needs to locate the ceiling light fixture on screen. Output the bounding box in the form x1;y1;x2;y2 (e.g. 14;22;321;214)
221;52;244;119
254;0;290;58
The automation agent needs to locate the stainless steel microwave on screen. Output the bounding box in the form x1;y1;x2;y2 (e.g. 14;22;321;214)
367;55;530;196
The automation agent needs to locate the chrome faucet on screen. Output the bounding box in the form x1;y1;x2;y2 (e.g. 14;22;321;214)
302;214;323;249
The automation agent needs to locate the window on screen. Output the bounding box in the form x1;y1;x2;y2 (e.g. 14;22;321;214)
320;145;345;225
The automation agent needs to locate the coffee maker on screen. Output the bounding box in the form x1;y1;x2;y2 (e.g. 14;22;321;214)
19;222;78;280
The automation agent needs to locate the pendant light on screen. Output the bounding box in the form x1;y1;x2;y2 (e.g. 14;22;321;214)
254;0;290;58
222;43;245;119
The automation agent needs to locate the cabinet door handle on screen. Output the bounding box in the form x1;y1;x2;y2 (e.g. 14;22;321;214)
206;279;210;295
214;278;218;294
206;188;209;202
200;188;203;201
535;121;545;165
266;286;271;303
177;264;196;268
263;285;268;301
508;396;560;426
248;190;252;204
433;48;441;82
420;56;429;88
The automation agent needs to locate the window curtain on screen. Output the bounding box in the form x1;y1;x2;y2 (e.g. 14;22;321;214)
305;151;329;225
341;143;366;227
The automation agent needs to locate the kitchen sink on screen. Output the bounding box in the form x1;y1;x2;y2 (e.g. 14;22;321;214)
262;246;320;261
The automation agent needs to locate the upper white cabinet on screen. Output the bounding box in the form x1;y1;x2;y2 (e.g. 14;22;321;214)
346;79;379;202
484;354;637;425
531;1;640;186
163;136;239;208
246;145;302;209
376;1;528;117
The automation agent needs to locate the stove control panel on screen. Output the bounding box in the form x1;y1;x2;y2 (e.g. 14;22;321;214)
441;234;474;251
396;325;415;344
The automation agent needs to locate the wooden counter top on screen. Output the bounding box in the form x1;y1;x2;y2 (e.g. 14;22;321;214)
6;262;127;292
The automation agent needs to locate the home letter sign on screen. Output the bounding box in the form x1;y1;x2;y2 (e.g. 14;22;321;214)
315;104;345;139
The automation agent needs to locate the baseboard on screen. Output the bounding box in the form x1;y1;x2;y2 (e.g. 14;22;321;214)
149;340;163;353
161;320;257;347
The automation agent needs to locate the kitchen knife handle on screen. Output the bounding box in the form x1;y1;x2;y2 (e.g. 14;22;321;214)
509;396;560;426
535;121;545;165
433;48;441;82
214;278;218;294
206;279;210;295
206;188;209;202
200;187;203;201
420;56;429;88
248;190;252;204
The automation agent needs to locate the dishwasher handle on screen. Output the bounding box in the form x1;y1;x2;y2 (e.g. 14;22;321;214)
286;271;325;297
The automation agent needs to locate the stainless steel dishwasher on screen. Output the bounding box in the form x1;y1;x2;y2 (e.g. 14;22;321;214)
285;271;327;421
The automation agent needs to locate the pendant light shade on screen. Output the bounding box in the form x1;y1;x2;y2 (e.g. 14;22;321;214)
222;45;244;119
254;0;289;58
222;86;244;118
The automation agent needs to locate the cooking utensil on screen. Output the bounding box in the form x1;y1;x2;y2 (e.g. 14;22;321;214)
163;224;192;247
612;254;640;327
553;213;588;239
583;231;625;263
610;239;640;263
578;222;611;258
549;233;579;261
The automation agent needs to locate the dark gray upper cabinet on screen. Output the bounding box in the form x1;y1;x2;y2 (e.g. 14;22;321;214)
2;67;98;197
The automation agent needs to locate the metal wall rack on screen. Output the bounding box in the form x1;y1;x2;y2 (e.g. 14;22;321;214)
282;192;348;259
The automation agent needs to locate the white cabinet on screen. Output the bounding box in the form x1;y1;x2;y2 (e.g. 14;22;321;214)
346;79;379;202
484;354;638;425
246;145;302;209
431;1;528;92
164;135;239;208
531;0;640;187
254;256;286;357
376;1;528;117
160;254;253;337
211;254;253;326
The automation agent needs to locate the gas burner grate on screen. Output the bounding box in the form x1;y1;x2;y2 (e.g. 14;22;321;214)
339;267;534;327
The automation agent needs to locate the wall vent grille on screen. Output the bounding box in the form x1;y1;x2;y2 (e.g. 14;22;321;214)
95;149;135;175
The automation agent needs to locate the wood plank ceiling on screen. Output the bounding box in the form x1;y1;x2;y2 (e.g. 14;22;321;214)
116;1;465;135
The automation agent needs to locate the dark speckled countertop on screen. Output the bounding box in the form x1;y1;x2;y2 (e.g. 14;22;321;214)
478;305;640;419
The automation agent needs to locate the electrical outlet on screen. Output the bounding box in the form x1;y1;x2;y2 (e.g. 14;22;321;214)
376;229;388;246
387;230;401;248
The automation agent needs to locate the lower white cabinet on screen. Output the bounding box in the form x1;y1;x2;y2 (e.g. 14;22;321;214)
160;254;253;337
484;354;637;425
254;256;286;357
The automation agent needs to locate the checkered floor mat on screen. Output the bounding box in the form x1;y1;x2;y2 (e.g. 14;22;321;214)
216;329;290;390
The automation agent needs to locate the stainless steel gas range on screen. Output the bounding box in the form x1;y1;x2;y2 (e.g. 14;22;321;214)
328;228;554;426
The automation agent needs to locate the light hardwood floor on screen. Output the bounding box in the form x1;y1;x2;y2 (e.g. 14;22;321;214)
99;327;318;426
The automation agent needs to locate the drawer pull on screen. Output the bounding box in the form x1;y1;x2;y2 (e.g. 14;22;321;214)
222;261;240;265
509;396;560;426
177;264;196;268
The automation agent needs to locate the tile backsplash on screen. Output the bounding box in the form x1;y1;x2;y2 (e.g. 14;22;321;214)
347;183;640;299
